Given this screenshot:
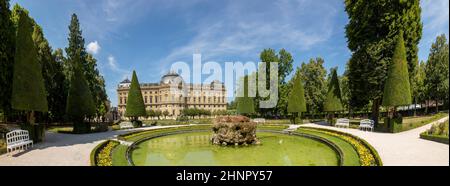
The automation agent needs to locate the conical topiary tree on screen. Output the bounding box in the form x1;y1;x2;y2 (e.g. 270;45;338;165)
66;52;96;134
11;11;48;123
382;32;412;132
324;67;344;124
236;75;255;116
287;70;307;124
11;11;48;141
125;70;146;126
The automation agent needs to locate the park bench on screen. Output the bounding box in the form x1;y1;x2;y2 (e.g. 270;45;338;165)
359;119;374;132
119;122;134;129
335;118;350;128
6;130;33;154
253;118;266;124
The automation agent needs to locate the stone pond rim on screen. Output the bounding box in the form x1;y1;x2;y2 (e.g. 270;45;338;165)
211;115;261;146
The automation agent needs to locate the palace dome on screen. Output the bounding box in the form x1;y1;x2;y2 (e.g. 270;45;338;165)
160;71;183;85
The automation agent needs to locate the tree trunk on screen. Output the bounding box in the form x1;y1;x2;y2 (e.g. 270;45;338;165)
371;98;380;127
27;111;35;125
413;97;417;117
435;98;439;113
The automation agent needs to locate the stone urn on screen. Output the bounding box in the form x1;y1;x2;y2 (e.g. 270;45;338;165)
211;115;260;146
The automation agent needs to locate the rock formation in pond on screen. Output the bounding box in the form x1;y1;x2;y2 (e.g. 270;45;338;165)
211;115;260;146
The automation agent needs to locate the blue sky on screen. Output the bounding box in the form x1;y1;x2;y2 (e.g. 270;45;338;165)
10;0;449;106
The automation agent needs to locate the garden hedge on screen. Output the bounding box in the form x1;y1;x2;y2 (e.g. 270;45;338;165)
420;132;449;144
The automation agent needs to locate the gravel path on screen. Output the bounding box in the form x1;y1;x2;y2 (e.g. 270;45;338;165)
0;125;190;166
301;116;449;166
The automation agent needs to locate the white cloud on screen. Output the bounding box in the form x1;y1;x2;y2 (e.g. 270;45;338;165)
87;41;101;54
159;0;337;70
107;55;130;78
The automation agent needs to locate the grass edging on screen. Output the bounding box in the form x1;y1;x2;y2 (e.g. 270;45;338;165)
300;126;383;166
420;132;449;144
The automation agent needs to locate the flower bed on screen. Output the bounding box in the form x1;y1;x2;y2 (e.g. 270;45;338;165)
91;140;119;166
300;127;382;166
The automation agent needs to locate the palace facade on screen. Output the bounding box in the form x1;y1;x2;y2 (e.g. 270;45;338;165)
117;72;227;118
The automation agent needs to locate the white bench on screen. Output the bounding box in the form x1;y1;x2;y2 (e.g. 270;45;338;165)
335;118;350;128
119;122;134;129
6;130;33;154
359;119;374;132
253;118;266;124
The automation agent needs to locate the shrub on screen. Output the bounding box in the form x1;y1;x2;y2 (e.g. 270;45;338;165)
91;123;109;133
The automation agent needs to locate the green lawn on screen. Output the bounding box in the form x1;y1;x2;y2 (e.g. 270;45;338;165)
111;144;130;166
401;113;448;132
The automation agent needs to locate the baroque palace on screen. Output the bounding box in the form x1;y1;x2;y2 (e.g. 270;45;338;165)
117;71;227;118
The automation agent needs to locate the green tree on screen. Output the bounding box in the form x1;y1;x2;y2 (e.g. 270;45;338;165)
424;34;449;112
33;24;67;122
0;0;15;121
299;58;327;114
236;75;255;116
66;52;95;134
382;33;412;110
162;110;170;119
11;11;48;124
345;0;422;125
417;61;427;112
65;14;86;78
125;70;146;122
65;14;107;118
340;64;351;113
84;54;108;118
154;110;162;120
147;109;155;119
287;68;307;124
324;67;344;113
257;48;294;117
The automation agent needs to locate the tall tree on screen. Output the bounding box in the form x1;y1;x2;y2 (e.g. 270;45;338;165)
11;11;48;124
287;68;306;124
345;0;422;125
299;58;327;114
424;34;449;112
416;61;426;111
324;67;344;113
33;25;67;122
275;49;294;116
340;64;351;113
258;49;279;117
65;14;107;118
85;54;108;118
236;75;255;116
66;51;95;134
125;70;146;123
65;13;86;79
0;0;15;120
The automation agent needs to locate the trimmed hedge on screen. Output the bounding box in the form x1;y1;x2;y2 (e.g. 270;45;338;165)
420;132;449;144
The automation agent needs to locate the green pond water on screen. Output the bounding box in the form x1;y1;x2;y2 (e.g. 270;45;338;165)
131;132;339;166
